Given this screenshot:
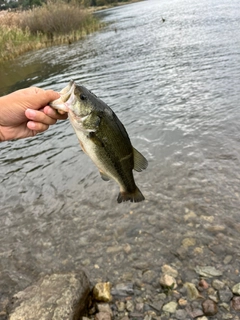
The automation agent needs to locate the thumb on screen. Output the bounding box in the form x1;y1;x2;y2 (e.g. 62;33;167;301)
42;89;60;105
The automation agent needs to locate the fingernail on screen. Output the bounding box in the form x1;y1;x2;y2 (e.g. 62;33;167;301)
28;121;36;129
26;109;36;118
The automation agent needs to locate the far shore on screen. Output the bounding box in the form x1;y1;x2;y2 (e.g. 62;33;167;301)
0;0;143;63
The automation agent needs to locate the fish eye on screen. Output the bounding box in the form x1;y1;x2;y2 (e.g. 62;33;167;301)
80;94;87;101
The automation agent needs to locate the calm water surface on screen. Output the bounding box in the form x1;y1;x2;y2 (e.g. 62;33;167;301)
1;0;240;299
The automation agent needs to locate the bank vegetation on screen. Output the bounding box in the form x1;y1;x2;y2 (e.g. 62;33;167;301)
0;2;104;62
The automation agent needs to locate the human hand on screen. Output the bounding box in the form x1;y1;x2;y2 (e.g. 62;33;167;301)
0;87;68;142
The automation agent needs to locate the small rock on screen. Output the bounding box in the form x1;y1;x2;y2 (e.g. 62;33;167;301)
232;283;240;295
218;287;233;302
223;255;233;264
232;296;240;311
95;312;112;320
178;298;187;306
208;294;218;303
219;302;230;311
202;299;218;316
186;305;204;318
212;279;225;290
115;301;125;312
97;303;113;316
155;293;167;300
123;243;131;254
182;237;196;247
222;313;233;319
93;282;112;302
148;301;164;312
198;279;209;291
142;270;157;284
197;317;208;320
135;302;144;312
111;283;134;296
195;266;223;277
106;246;122;253
162;301;178;313
126;300;135;312
161;265;178;278
160;274;177;289
184;210;197;221
175;309;187;320
184;282;200;301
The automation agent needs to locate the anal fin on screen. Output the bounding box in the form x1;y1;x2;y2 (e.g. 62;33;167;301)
100;171;110;181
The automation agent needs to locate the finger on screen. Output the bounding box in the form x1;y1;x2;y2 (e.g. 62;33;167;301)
43;106;68;120
27;121;49;133
25;109;57;126
32;87;60;105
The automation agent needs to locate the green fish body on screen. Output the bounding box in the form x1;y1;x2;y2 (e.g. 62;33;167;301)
51;81;148;203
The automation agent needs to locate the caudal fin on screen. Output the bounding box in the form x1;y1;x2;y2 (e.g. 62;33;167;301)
117;186;145;203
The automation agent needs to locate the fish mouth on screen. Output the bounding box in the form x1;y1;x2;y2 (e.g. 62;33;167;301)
50;80;76;112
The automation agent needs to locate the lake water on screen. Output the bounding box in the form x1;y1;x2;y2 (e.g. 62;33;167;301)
1;0;240;303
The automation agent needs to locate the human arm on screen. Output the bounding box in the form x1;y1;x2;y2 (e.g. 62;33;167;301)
0;87;67;142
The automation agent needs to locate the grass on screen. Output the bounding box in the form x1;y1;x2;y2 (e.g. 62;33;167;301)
0;3;104;62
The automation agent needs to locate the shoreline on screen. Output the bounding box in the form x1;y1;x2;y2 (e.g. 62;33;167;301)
0;0;143;64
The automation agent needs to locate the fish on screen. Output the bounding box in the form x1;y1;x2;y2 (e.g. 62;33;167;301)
50;81;148;203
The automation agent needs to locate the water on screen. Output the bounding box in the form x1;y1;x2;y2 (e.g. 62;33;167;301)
1;0;240;301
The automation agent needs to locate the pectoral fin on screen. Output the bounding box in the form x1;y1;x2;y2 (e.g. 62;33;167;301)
133;147;148;172
88;132;104;148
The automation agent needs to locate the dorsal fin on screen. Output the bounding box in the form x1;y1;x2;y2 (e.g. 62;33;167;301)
133;147;148;172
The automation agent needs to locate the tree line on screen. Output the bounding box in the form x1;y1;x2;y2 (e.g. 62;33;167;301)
0;0;131;10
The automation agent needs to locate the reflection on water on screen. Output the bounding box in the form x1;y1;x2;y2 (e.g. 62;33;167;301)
1;0;240;301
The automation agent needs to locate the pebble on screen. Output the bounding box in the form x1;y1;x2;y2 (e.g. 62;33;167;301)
202;299;218;316
116;301;125;312
223;255;233;265
184;282;200;301
182;237;196;247
123;243;131;254
159;274;177;289
142;270;157;284
218;287;233;302
111;283;134;296
93;282;112;302
178;298;187;306
195;266;223;277
126;300;135;312
198;279;209;291
222;314;233;319
95;312;112;320
161;264;178;278
175;309;187;320
219;302;230;311
232;283;240;295
162;301;178;313
212;279;225;290
97;303;113;316
231;296;240;311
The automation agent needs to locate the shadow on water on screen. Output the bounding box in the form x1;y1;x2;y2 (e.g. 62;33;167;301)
1;0;240;306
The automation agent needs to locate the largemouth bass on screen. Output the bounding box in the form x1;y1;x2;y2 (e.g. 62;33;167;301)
50;81;148;203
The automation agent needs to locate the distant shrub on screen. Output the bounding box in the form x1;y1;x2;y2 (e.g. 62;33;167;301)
19;2;94;35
